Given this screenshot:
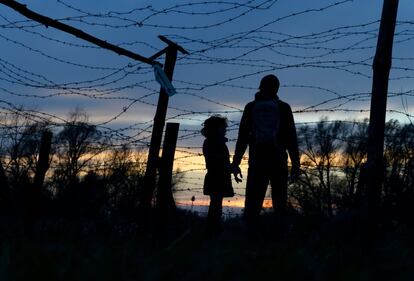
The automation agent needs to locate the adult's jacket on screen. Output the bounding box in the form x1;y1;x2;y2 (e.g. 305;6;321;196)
233;92;300;168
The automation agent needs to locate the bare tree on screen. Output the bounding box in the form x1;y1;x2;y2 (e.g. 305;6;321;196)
54;109;103;185
0;112;50;186
340;120;369;210
293;119;345;216
383;120;414;215
104;145;146;218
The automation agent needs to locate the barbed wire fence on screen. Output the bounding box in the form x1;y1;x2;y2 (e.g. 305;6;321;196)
0;0;413;214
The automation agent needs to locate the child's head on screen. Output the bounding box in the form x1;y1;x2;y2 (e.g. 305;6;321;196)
201;115;228;138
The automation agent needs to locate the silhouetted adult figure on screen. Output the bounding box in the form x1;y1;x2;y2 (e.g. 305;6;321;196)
232;74;300;234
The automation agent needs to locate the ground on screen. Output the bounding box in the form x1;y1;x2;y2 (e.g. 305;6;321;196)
1;212;414;281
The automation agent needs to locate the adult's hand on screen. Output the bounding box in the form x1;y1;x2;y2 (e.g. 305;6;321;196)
231;164;243;183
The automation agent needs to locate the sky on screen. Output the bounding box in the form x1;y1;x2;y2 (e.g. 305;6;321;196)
1;0;414;207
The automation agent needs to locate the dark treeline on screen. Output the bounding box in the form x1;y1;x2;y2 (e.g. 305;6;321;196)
0;109;151;221
0;111;413;225
292;118;414;224
1;111;414;281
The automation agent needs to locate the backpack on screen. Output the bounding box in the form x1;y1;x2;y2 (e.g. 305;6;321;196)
251;99;280;145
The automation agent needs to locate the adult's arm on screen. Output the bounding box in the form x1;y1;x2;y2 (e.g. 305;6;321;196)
285;104;300;168
232;103;253;166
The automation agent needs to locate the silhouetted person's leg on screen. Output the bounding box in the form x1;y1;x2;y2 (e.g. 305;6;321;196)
207;194;223;236
271;161;288;233
244;164;269;236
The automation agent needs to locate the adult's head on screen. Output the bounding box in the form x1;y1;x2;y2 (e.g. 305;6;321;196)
259;74;280;97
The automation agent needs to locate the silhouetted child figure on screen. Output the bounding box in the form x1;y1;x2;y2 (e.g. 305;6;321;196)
202;115;234;236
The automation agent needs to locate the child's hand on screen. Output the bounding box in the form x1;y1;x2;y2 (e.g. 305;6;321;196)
232;165;243;183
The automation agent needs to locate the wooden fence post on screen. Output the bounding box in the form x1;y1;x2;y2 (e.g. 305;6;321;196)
34;130;53;191
0;160;8;211
365;0;399;219
142;37;187;212
27;130;52;226
0;160;7;189
157;122;180;212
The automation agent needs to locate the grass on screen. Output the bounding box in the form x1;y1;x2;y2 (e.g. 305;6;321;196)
1;211;414;281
